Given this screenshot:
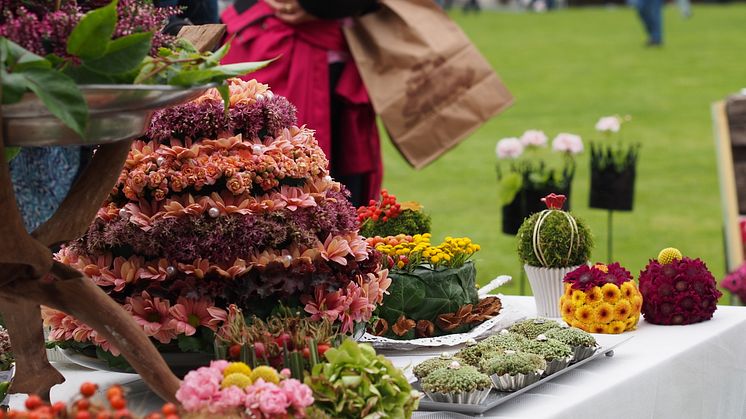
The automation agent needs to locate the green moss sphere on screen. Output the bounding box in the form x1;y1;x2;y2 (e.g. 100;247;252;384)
544;328;597;348
421;364;492;393
456;344;501;368
517;210;593;268
520;338;573;361
360;209;431;238
413;356;464;380
480;352;546;376
508;319;563;339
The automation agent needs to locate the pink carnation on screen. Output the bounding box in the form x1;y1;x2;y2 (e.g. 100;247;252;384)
176;366;223;412
495;137;524;159
280;379;314;411
595;116;621;133
520;130;548;147
245;379;291;417
552;133;584;154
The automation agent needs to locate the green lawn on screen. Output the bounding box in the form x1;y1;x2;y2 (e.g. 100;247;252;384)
379;4;746;299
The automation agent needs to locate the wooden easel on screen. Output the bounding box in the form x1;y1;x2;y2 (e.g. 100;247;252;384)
0;25;225;403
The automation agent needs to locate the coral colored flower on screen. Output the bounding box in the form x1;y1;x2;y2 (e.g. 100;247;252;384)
170;297;219;336
280;379;314;411
125;292;177;344
319;234;352;265
302;286;349;324
162;194;204;218
552;133;584;154
495;137;524;159
520;130;548;147
541;193;566;210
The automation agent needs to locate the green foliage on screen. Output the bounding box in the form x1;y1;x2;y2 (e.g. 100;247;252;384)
0;381;9;402
498;172;523;205
375;262;478;339
305;339;419;418
517;210;593;268
590;142;641;173
66;0;118;59
359;209;431;237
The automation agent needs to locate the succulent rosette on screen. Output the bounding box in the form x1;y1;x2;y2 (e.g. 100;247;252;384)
559;262;642;334
638;248;722;325
43;79;390;363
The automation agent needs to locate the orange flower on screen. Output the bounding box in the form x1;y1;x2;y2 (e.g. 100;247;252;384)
319;234;352;266
392;316;416;336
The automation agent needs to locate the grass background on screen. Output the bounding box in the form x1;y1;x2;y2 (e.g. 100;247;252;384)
378;4;746;298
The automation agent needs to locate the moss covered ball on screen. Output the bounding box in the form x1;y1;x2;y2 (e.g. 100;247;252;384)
517;210;593;268
520;337;573;361
479;351;546;376
544;328;597;348
508;319;563;339
421;364;492;393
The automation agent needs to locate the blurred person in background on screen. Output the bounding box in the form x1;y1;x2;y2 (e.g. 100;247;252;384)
156;0;220;34
636;0;663;46
220;0;382;207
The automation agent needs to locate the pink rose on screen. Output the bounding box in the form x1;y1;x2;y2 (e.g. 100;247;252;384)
519;130;548;147
280;379;314;411
211;386;246;413
258;386;290;416
552;133;584;154
495;137;524;159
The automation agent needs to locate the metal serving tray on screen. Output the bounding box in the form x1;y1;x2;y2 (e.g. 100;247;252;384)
416;334;633;415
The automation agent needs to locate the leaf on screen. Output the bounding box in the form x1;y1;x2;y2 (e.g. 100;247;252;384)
216;84;230;111
4;147;20;161
66;0;118;59
3;39;50;72
82;31;153;74
376;272;425;327
95;346;133;372
21;68;88;137
1;72;28;104
63;64;116;84
177;334;202;353
168;59;275;86
499;172;523;205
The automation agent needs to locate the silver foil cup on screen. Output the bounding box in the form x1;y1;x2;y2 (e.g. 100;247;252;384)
490;370;543;392
543;357;572;376
571;345;599;363
425;387;492;404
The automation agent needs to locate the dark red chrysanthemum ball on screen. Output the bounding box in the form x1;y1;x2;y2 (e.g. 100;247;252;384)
638;257;722;325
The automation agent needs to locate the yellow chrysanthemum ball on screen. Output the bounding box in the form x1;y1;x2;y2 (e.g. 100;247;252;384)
222;373;253;389
559;263;643;334
250;365;280;384
223;362;252;378
657;247;683;265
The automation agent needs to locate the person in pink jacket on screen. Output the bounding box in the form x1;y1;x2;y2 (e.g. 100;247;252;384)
221;0;382;207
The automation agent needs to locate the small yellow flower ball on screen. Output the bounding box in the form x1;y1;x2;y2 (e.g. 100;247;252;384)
250;365;280;384
222;373;253;389
223;362;252;377
657;247;683;265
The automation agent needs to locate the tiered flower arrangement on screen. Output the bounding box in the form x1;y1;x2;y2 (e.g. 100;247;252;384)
367;234;502;339
559;263;642;333
638;248;722;325
43;79;390;364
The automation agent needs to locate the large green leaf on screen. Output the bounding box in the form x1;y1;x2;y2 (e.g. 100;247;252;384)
66;0;118;59
168;59;275;86
499;172;524;205
2;38;50;72
21;68;88;137
376;273;426;326
1;71;27;104
83;31;153;74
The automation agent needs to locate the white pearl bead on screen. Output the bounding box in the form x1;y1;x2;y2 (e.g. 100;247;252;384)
156;157;165;166
505;350;517;355
282;255;292;262
536;334;548;341
449;361;461;369
208;207;220;218
440;352;453;359
324;175;332;182
119;208;127;218
166;266;176;276
499;329;510;336
252;144;263;153
465;338;477;346
255;94;265;102
265;91;274;99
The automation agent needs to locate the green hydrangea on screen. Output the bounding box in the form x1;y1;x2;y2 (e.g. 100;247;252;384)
413;356;464;380
517;210;593;268
520;338;573;361
421;365;492;393
480;352;546;376
544;328;597;348
509;319;562;339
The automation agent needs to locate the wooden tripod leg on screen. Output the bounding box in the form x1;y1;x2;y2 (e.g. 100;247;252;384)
0;297;64;400
5;264;181;403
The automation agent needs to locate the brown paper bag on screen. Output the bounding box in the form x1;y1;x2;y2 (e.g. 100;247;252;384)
343;0;514;169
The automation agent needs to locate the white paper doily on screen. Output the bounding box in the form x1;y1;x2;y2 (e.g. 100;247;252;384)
360;275;527;350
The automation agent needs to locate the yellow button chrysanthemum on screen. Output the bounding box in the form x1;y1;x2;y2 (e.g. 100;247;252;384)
601;283;622;304
223;362;252;377
613;299;633;321
657;247;683;265
222;372;253;389
571;290;586;307
586;286;603;305
250;365;280;384
593;302;615;324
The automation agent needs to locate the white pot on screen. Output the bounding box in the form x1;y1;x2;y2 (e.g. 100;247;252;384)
524;264;581;318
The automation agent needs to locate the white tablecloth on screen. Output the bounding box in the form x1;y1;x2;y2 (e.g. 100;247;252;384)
10;296;746;418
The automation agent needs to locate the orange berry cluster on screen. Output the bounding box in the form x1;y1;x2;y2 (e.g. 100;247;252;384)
1;383;179;419
357;189;401;223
